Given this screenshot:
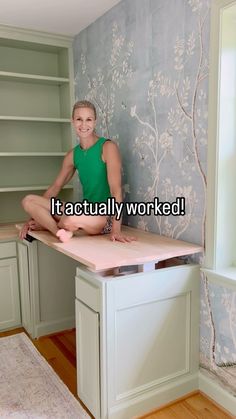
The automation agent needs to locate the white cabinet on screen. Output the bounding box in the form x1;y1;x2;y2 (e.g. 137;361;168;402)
0;241;21;330
75;263;200;419
0;237;78;338
17;241;32;335
76;300;100;419
17;239;78;338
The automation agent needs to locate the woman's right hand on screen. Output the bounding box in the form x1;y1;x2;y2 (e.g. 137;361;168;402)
19;219;44;240
19;221;30;240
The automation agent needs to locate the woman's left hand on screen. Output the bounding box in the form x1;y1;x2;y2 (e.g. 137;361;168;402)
110;232;137;243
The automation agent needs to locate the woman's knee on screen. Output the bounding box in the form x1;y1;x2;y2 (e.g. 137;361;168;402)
21;194;38;211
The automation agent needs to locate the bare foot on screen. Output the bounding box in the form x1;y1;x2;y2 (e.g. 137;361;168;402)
56;229;73;243
28;220;45;231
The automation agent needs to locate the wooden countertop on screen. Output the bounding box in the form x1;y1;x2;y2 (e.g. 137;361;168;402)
21;225;203;271
0;223;19;240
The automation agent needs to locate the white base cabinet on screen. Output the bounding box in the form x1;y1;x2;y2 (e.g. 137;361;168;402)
0;232;201;418
76;300;100;418
75;263;200;419
0;241;21;331
0;238;77;337
17;239;78;338
17;241;33;335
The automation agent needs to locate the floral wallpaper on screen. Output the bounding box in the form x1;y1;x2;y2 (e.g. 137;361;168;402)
73;0;236;395
201;275;236;394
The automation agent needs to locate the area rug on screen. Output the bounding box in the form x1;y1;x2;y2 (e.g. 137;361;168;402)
0;333;90;418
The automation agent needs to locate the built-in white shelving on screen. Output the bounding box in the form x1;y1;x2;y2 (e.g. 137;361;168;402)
0;185;73;193
0;116;71;122
0;71;70;85
0;152;66;157
0;25;75;223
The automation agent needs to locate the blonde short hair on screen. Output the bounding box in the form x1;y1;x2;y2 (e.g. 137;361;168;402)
72;100;97;119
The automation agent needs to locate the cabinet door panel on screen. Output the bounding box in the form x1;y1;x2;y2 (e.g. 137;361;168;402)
0;241;16;258
17;242;32;334
0;258;21;330
76;299;100;418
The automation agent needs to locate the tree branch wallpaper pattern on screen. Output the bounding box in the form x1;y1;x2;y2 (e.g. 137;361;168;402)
73;0;236;395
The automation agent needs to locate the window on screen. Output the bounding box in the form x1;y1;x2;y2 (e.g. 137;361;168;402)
206;0;236;277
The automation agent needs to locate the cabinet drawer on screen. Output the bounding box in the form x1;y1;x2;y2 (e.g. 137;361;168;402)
75;276;100;312
0;242;16;259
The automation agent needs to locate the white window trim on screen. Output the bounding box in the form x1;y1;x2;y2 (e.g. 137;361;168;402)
206;0;236;274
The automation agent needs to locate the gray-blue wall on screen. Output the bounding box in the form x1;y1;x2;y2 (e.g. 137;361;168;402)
73;0;210;246
73;0;236;394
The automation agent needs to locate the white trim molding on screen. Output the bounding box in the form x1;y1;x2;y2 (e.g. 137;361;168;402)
199;370;236;416
205;0;236;269
0;23;73;46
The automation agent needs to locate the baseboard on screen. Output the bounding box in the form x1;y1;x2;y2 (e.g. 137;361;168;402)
199;370;236;417
136;390;199;418
34;317;75;338
108;373;199;419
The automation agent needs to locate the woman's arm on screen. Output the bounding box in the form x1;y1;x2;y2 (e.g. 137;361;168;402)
103;141;136;242
43;150;76;199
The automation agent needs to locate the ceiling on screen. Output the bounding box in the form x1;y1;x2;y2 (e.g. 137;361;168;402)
224;3;236;20
0;0;122;37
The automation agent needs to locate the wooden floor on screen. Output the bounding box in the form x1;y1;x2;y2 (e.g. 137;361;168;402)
0;328;234;419
140;394;234;419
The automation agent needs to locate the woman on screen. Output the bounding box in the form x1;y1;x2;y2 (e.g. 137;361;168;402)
20;100;135;243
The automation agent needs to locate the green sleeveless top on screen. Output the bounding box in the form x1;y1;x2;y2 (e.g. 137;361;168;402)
73;137;111;203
